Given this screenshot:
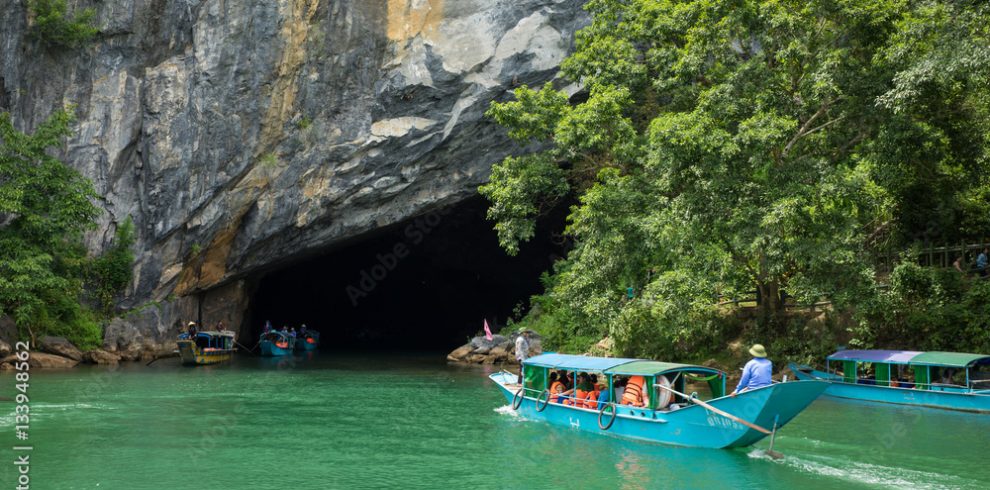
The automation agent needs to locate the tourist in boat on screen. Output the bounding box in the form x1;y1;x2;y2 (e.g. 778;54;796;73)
595;381;611;410
548;373;566;403
514;330;530;383
564;372;594;406
263;320;272;333
731;344;773;396
186;321;197;338
613;376;626;402
621;375;649;407
300;324;308;336
290;327;297;338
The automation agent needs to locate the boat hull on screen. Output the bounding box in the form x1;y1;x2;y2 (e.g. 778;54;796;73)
789;363;990;413
260;340;292;357
177;341;233;365
489;372;827;449
295;338;318;351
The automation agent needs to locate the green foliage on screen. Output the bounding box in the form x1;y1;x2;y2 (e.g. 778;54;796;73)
259;152;278;169
89;217;135;315
852;263;990;353
0;110;102;348
28;0;99;49
482;0;990;359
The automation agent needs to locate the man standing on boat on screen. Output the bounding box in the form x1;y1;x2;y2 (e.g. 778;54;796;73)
731;344;773;397
515;329;530;384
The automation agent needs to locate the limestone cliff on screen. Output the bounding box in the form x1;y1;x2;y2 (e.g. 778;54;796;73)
0;0;586;353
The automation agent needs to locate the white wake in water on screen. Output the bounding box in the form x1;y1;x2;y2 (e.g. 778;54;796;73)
493;405;520;417
748;450;980;489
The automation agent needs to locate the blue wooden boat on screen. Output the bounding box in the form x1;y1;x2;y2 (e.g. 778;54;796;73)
295;331;320;351
491;353;828;449
789;350;990;413
176;330;235;365
259;331;293;357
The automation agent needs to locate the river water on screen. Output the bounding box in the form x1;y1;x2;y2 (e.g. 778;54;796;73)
2;352;988;489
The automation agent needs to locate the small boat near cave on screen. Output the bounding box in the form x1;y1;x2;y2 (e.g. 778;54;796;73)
789;350;990;413
176;330;236;365
260;331;293;357
295;331;320;351
491;353;828;449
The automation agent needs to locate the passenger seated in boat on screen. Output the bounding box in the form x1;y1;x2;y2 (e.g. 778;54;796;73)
621;375;648;407
564;372;593;406
584;381;607;409
613;377;627;402
596;382;611;411
548;373;565;403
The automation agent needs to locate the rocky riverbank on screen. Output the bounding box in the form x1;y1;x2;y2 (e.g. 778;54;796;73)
0;335;168;369
446;330;542;365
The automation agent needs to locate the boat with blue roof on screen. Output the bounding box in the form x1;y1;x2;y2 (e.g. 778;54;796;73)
789;350;990;413
259;331;293;357
491;353;828;449
176;330;235;365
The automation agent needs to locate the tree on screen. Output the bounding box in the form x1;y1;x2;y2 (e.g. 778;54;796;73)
0;110;102;347
28;0;100;48
482;0;990;358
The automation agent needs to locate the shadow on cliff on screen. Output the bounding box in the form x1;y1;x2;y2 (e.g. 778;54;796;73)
247;196;568;351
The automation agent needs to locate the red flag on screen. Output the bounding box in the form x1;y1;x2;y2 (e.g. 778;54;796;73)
484;319;493;341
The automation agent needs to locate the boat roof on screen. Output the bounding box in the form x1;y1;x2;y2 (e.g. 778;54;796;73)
827;350;990;368
524;353;721;375
827;350;922;364
524;353;638;371
196;330;234;337
605;360;723;377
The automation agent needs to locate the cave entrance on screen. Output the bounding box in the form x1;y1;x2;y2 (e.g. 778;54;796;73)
247;196;567;351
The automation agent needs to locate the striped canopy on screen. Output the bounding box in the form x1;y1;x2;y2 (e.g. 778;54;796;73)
827;350;990;368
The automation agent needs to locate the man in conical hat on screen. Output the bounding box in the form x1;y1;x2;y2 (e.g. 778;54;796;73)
730;344;773;397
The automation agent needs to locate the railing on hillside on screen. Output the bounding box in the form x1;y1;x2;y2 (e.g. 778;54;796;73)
914;240;990;270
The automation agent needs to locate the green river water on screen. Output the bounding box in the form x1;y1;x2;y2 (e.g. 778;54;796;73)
2;351;988;489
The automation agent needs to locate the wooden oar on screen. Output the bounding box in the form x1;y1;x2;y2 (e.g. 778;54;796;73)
655;383;783;459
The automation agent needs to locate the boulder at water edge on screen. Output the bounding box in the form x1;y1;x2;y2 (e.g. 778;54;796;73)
1;352;79;369
39;336;84;361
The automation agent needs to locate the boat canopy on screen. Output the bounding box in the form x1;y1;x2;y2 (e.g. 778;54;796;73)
523;353;638;371
605;360;723;377
827;350;990;368
909;352;990;368
827;350;922;364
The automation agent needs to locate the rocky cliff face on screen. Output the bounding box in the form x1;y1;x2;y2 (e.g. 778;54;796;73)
0;0;586;353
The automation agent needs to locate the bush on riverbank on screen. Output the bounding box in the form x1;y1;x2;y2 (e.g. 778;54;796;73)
852;263;990;354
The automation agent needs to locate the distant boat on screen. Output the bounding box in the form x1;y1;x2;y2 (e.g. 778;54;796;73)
176;331;235;365
260;331;293;357
491;353;827;449
790;350;990;413
295;331;320;351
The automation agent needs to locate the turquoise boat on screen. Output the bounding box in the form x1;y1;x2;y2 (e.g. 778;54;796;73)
491;353;828;449
176;331;235;365
259;331;293;357
295;331;320;351
789;350;990;413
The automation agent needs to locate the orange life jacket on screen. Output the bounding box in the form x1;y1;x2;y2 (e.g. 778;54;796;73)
583;390;600;409
622;376;646;406
549;382;565;403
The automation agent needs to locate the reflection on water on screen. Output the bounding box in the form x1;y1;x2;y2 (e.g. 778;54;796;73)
1;352;988;489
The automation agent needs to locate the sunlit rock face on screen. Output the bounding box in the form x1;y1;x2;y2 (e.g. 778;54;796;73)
0;0;586;350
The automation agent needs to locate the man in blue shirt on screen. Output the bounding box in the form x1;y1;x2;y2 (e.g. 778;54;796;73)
731;344;773;396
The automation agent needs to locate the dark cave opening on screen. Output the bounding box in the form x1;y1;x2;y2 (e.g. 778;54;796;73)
247;196;568;351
